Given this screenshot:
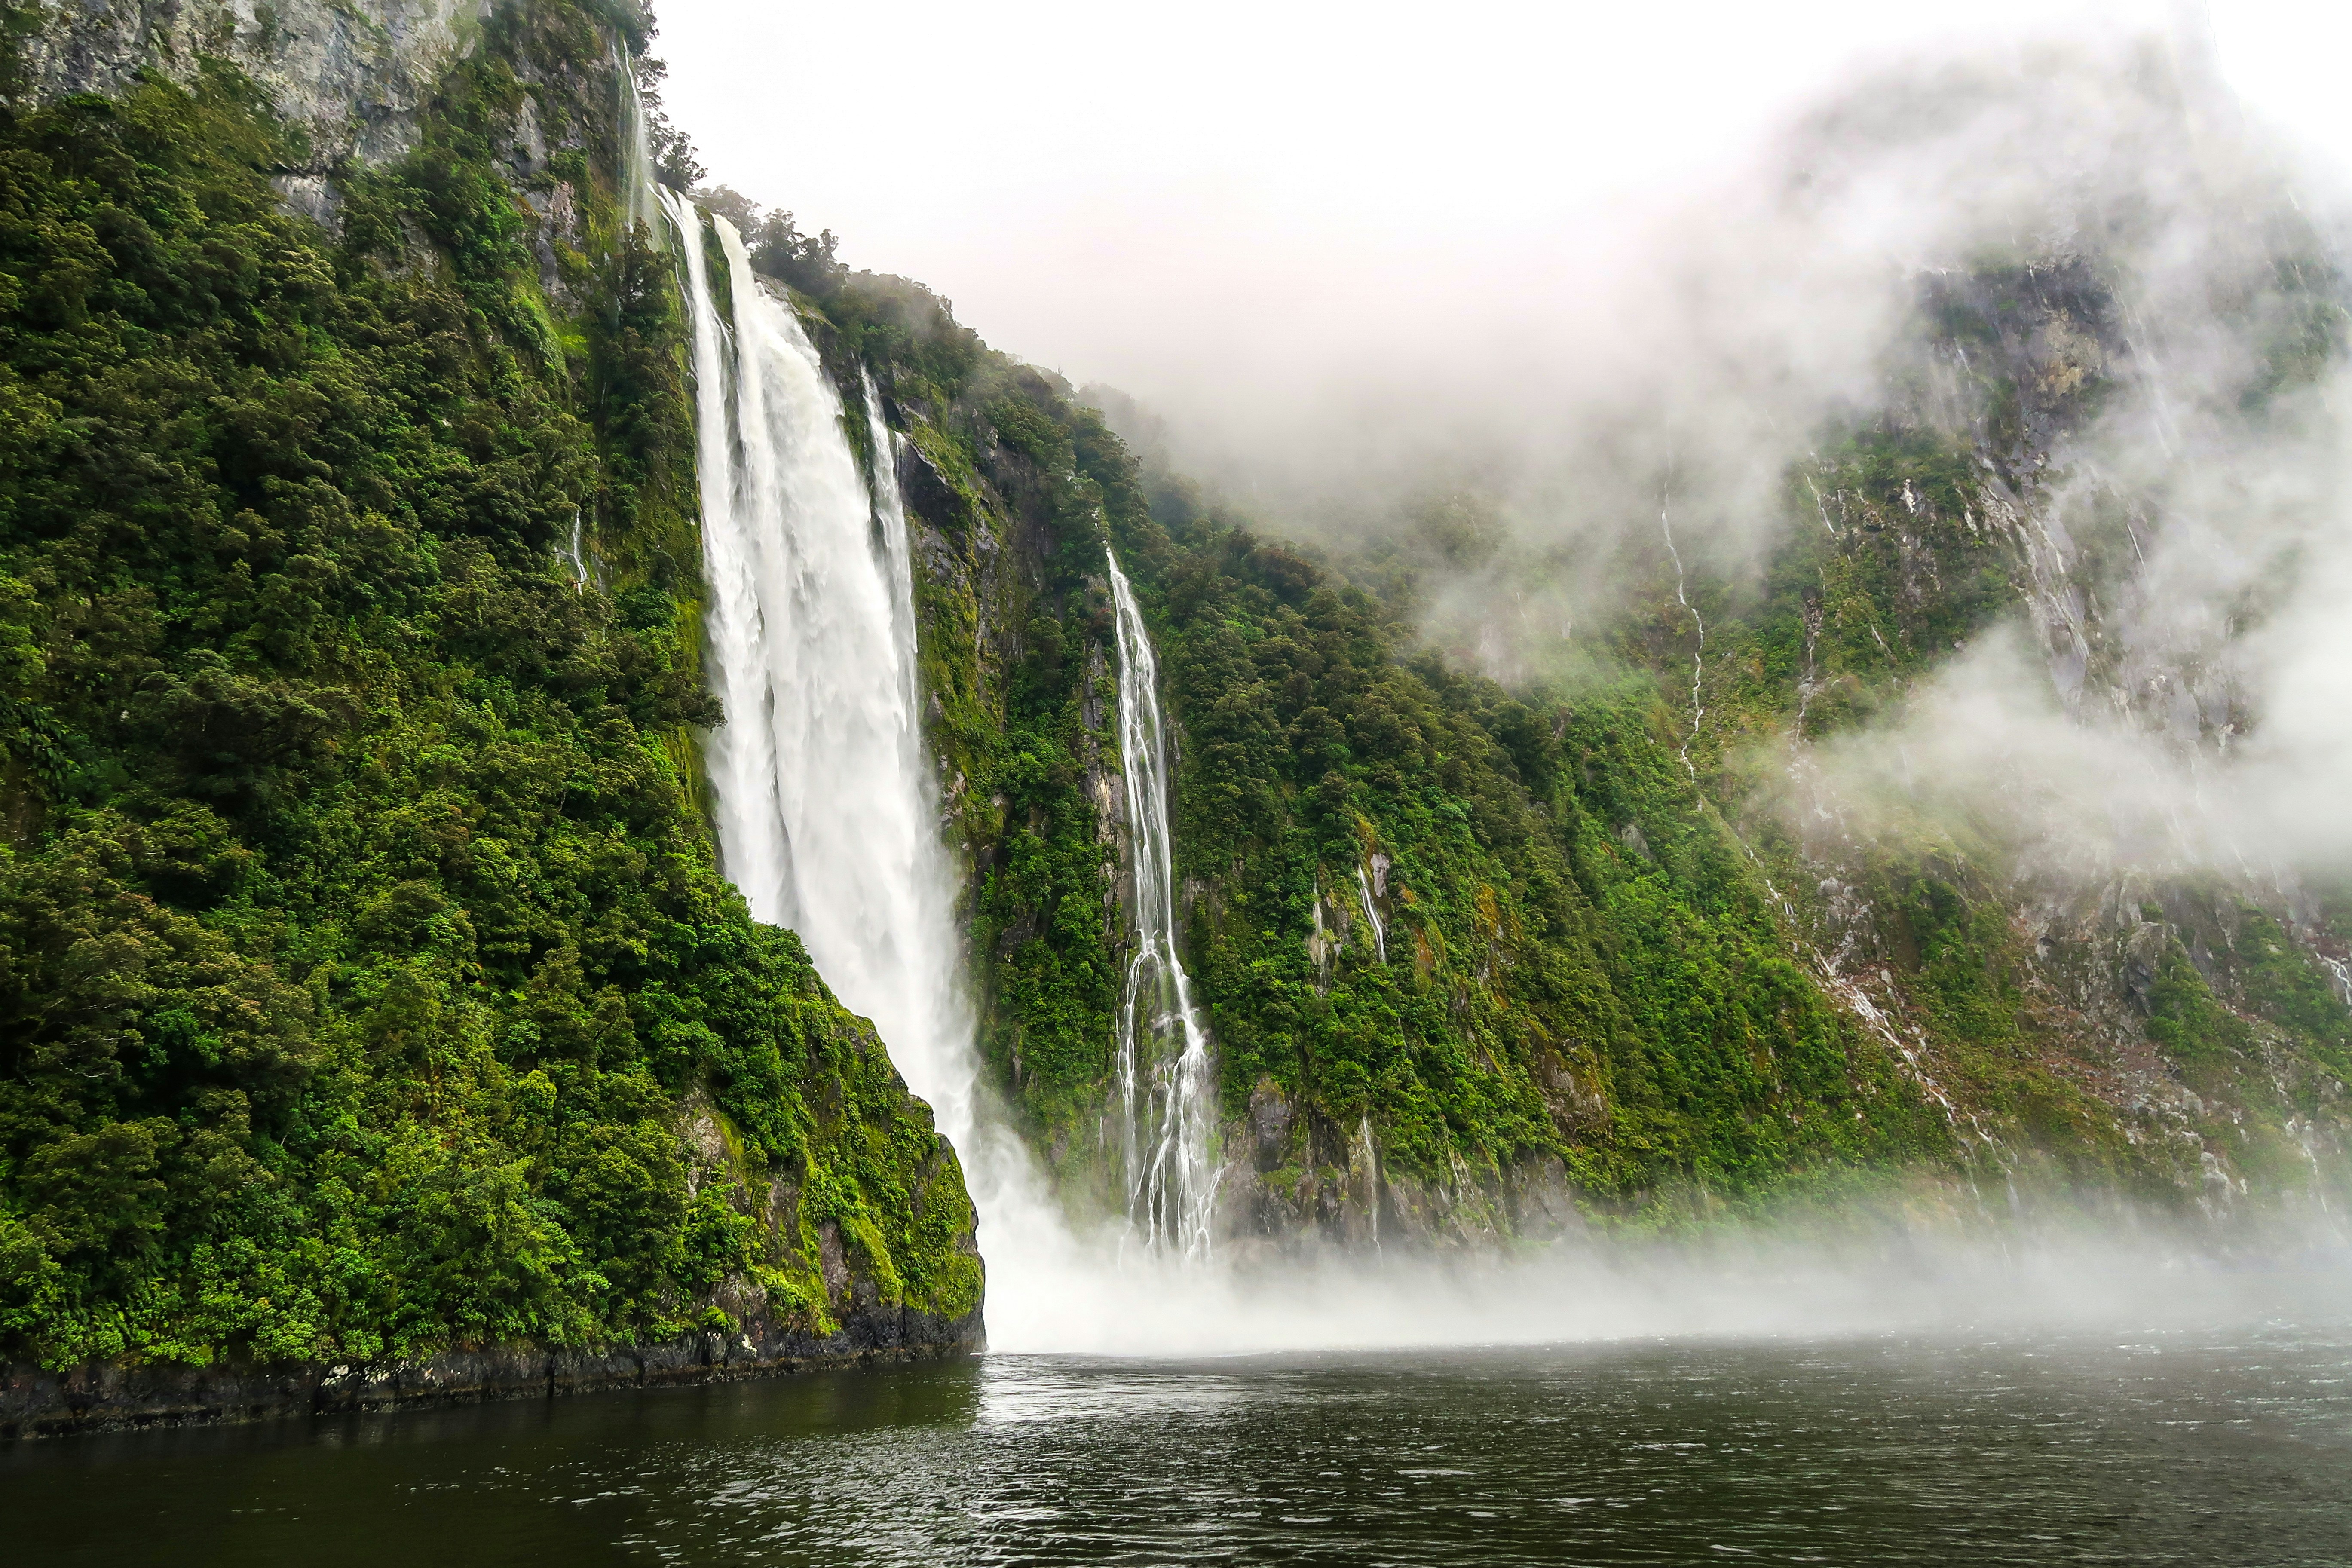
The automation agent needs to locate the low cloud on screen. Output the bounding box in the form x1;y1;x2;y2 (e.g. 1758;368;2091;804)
1115;29;2352;890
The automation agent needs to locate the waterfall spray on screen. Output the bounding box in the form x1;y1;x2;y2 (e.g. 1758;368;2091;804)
1107;550;1219;1259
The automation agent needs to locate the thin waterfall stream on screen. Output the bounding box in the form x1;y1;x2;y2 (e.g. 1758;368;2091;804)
1356;864;1387;962
617;46;666;248
1107;550;1219;1259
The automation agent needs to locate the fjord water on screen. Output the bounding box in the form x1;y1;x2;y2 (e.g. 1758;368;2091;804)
10;1312;2352;1566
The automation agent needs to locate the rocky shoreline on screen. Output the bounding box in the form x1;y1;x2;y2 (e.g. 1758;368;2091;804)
0;1305;985;1441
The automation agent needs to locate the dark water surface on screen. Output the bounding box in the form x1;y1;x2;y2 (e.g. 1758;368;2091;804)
7;1320;2352;1566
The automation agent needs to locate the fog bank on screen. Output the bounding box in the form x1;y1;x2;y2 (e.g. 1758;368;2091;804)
991;1209;2350;1357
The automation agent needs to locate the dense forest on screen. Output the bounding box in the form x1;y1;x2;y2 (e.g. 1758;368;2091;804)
0;3;976;1381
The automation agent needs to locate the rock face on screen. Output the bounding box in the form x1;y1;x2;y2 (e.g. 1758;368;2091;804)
15;0;479;169
0;1305;984;1439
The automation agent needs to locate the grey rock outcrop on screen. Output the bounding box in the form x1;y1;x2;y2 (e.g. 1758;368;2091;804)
14;0;484;171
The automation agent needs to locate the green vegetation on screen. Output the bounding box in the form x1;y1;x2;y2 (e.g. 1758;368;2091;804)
0;8;974;1375
1103;480;1953;1208
1556;306;2352;1210
812;244;2348;1231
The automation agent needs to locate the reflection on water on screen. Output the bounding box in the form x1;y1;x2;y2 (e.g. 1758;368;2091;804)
8;1317;2352;1566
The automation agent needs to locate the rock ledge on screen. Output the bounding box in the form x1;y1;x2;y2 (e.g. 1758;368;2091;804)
1;1304;985;1440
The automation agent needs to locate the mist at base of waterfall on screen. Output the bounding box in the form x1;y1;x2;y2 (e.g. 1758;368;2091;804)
982;1208;2352;1357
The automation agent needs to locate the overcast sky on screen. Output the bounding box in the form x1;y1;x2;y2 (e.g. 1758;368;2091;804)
652;2;2352;884
655;1;2348;401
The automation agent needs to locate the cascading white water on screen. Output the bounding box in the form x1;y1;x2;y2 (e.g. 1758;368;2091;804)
668;192;1095;1342
662;197;1493;1345
617;46;666;249
672;185;968;1118
859;372;920;688
1355;864;1387;962
557;508;590;590
1106;551;1219;1259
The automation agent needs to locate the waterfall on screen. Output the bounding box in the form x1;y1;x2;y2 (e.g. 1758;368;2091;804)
668;192;1093;1344
1355;864;1387;962
1658;473;1704;778
672;190;946;1038
618;46;666;249
859;371;919;687
557;508;590;590
1106;550;1219;1259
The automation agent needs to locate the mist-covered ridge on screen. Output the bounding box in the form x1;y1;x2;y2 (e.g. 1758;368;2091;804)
807;26;2352;1254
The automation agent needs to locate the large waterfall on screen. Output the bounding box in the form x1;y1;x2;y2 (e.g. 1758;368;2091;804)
663;193;1110;1346
1107;552;1219;1258
655;188;1470;1354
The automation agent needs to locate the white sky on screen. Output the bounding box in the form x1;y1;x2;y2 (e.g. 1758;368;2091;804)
655;0;2352;408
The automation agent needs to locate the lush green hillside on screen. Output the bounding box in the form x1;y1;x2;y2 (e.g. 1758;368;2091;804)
0;5;977;1376
791;232;2352;1246
759;272;1963;1238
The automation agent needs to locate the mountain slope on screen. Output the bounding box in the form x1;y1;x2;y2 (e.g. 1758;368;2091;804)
797;200;2352;1253
3;0;2345;1422
0;1;978;1415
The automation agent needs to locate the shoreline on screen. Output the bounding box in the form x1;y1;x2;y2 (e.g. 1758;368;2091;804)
0;1306;985;1441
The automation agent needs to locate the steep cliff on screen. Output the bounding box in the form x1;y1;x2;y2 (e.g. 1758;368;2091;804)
0;0;979;1428
1629;256;2352;1231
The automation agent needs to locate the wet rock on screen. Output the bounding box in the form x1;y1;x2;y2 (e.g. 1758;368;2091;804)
21;0;482;175
1248;1079;1292;1173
